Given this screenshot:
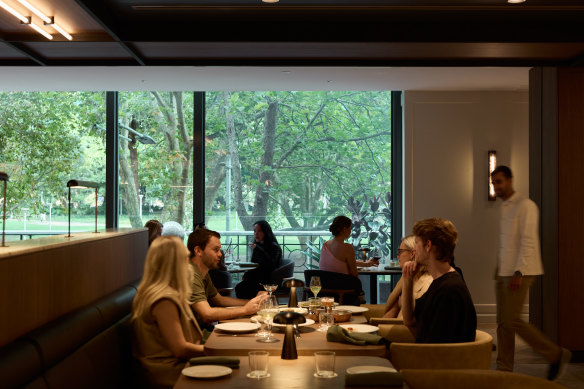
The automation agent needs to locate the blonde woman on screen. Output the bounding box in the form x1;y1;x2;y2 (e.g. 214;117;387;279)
383;235;433;319
132;236;204;389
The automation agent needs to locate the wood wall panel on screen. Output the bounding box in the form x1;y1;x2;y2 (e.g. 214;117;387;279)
558;68;584;349
0;229;147;347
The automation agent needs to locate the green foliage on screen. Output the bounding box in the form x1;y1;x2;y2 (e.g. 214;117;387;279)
346;192;392;257
300;236;327;268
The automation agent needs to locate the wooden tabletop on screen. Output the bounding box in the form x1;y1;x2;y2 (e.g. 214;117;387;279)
174;356;395;389
204;316;386;357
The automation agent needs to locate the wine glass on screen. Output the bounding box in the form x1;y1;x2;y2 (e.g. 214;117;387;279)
257;295;279;343
310;276;322;298
262;283;278;298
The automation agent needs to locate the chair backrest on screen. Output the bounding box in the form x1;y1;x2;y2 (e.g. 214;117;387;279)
389;329;493;370
400;369;565;389
209;269;233;290
269;259;294;287
303;269;362;304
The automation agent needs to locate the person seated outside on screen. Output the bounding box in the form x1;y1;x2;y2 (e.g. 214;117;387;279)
319;215;378;277
144;219;162;247
235;220;283;299
401;218;477;343
161;221;185;241
383;235;433;319
131;236;204;389
188;228;265;327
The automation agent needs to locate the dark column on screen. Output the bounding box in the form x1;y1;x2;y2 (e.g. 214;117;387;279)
105;91;119;228
391;91;403;257
193;91;205;231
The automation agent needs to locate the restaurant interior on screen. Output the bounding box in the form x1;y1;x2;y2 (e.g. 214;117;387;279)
1;0;584;388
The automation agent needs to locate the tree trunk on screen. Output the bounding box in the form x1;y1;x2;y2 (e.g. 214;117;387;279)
252;100;278;222
119;141;142;228
222;92;253;230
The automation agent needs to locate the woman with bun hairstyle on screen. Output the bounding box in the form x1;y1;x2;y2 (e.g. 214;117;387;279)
319;215;378;277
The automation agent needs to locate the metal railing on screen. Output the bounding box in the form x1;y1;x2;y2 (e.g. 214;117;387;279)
218;230;330;271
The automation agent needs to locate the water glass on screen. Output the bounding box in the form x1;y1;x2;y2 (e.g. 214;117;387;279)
247;351;270;378
314;351;337;378
317;311;334;332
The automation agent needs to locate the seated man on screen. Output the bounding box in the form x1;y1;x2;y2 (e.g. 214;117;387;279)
187;228;265;328
401;218;476;343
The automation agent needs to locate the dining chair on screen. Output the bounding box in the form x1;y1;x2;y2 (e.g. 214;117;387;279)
388;329;493;370
400;369;564;389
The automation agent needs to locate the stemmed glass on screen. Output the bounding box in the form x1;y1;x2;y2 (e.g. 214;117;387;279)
310;276;322;298
257;295;279;343
262;283;278;298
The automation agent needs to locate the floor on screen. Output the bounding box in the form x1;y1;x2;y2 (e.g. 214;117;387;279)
479;323;584;388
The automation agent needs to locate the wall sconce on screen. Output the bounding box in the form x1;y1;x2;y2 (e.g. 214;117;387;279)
1;172;8;247
67;180;100;237
488;150;497;201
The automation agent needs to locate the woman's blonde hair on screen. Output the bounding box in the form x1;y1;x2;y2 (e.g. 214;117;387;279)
132;236;194;321
401;235;428;275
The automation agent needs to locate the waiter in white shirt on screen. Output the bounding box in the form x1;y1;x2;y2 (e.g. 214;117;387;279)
491;165;571;381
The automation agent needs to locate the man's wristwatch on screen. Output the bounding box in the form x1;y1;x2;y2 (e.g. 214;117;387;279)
513;270;523;277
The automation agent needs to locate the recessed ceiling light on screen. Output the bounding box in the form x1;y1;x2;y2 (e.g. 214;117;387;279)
262;0;279;3
507;0;526;3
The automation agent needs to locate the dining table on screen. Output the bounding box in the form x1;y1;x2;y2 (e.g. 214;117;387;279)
173;355;396;389
204;315;386;357
358;266;402;304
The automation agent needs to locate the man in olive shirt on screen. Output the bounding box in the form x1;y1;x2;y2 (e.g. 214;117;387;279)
187;228;265;327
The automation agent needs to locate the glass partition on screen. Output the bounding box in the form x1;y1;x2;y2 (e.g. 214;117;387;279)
117;92;194;239
204;91;392;268
0;91;106;241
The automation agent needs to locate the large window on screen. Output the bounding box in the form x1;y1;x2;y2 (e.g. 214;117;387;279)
204;91;392;265
0;92;106;241
117;92;194;235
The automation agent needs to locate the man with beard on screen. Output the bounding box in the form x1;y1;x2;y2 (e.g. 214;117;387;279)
187;228;265;328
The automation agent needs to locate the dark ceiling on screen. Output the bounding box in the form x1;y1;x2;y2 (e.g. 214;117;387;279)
1;0;584;66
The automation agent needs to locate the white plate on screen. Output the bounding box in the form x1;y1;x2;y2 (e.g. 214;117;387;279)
215;322;261;333
335;305;369;314
182;365;232;379
279;307;308;314
339;324;379;333
346;366;397;374
271;318;315;327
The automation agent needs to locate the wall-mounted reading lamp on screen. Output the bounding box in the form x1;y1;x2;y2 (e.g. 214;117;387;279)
488;150;497;201
67;180;100;237
1;172;8;247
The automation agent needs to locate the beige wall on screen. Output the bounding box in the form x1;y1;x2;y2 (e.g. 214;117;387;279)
403;91;529;322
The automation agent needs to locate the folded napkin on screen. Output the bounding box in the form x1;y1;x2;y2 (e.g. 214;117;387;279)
326;325;388;346
345;371;403;387
188;356;240;369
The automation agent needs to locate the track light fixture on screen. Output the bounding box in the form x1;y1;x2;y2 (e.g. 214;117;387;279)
0;0;72;40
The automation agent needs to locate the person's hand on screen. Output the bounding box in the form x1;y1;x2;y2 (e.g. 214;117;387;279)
368;258;379;267
249;243;257;249
402;260;419;281
243;294;265;315
508;274;522;291
256;291;268;298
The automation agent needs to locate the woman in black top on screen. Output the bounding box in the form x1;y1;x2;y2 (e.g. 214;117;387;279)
235;220;283;299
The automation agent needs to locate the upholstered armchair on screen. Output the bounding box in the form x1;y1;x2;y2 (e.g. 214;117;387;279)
389;329;493;370
400;369;564;389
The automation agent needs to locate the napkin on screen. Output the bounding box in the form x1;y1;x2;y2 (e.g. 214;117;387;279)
326;325;388;346
188;356;240;369
345;371;403;387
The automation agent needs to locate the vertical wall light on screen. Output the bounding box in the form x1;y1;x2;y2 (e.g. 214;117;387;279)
488;150;497;201
67;180;100;237
0;172;8;247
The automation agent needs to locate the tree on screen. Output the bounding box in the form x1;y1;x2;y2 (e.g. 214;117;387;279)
204;91;392;249
0;91;105;216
